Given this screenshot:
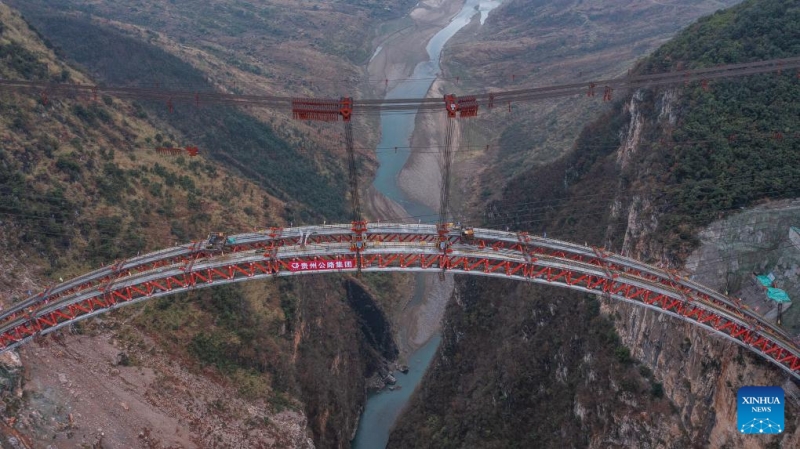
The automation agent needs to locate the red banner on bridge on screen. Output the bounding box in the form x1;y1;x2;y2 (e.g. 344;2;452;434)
288;258;357;272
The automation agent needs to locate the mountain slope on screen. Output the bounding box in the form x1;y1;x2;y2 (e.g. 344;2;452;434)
439;0;741;211
8;0;419;204
389;279;686;448
16;13;350;222
392;0;800;447
492;0;800;259
0;4;282;281
0;4;396;448
8;0;416;93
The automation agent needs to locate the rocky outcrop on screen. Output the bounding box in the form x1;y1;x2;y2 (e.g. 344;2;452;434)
287;276;394;449
607;87;678;264
608;301;800;448
0;351;23;417
684;200;800;298
606;197;800;448
388;277;689;448
599;49;800;449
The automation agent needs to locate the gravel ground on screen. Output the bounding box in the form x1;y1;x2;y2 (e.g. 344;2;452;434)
13;326;313;448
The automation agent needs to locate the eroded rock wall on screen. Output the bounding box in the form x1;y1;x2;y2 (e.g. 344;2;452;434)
604;89;800;448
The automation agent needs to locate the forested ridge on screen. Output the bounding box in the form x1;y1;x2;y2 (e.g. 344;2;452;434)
390;1;800;447
493;0;800;258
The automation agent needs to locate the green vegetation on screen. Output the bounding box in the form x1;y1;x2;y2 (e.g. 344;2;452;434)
0;40;48;79
0;8;301;269
0;140;148;264
640;0;800;72
22;14;348;222
389;281;680;448
635;0;800;253
0;148;73;255
71;103;113;126
492;0;800;258
0;7;390;447
394;1;799;447
142;284;290;390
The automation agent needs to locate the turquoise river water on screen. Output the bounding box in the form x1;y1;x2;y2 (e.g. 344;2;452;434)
352;1;502;447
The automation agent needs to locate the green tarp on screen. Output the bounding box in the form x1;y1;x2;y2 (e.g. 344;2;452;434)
756;275;774;288
767;288;791;303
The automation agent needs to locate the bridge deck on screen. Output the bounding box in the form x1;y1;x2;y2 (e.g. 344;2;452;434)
2;223;798;379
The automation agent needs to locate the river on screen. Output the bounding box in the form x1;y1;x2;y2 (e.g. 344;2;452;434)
352;1;502;448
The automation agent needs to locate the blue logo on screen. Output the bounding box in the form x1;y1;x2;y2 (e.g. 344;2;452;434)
737;386;784;434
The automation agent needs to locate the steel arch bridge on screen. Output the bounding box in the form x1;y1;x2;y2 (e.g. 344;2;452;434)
2;223;799;379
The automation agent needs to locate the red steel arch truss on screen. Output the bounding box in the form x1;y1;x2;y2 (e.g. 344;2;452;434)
1;224;798;379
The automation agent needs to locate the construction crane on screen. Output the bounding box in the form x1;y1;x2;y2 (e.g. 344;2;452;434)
291;97;366;275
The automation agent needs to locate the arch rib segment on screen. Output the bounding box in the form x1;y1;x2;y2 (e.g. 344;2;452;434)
0;224;782;341
2;224;799;379
0;243;203;323
1;240;799;379
466;229;786;338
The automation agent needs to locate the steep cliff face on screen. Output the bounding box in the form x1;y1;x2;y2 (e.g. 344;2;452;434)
288;277;395;448
610;195;800;449
389;278;689;449
537;0;800;445
0;3;397;447
604;85;800;445
684;202;800;333
606;87;677;263
608;303;800;448
441;0;741;195
394;0;800;447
